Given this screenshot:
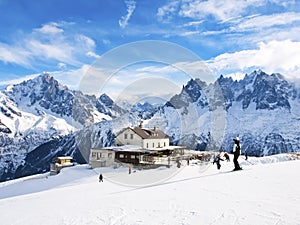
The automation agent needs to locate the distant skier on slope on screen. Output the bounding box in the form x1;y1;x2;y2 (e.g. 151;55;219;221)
233;137;242;171
213;153;224;170
99;173;103;182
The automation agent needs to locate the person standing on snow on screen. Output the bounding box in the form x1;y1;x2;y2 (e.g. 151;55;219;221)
99;173;103;182
213;153;223;170
233;137;242;171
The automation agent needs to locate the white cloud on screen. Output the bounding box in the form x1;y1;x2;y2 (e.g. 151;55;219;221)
179;0;265;22
157;0;180;23
86;51;100;59
76;35;96;49
235;12;300;31
0;43;31;66
182;20;204;27
0;22;97;68
28;39;77;64
58;62;67;69
207;40;300;80
158;0;294;23
119;0;136;28
34;22;64;34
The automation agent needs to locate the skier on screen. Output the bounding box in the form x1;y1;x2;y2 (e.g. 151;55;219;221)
99;173;103;182
245;149;248;160
128;166;131;174
233;137;242;171
212;153;223;170
176;159;181;168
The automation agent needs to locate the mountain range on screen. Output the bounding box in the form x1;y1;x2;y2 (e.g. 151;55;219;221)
0;70;299;181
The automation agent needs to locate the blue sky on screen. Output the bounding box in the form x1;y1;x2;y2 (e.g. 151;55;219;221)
0;0;300;101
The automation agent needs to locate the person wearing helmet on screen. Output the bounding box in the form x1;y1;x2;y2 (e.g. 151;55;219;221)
233;137;242;171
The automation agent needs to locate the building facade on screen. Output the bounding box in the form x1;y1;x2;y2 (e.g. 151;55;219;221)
115;126;170;149
89;148;115;168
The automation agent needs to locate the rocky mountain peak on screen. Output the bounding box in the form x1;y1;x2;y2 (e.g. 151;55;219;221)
165;78;208;109
238;71;293;110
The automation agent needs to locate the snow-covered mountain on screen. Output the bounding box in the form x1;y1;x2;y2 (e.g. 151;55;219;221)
146;70;300;156
0;73;125;181
1;70;299;182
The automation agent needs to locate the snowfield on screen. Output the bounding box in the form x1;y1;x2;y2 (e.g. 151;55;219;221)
0;154;299;225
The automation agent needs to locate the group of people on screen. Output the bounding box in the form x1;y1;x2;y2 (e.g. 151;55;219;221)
213;137;242;171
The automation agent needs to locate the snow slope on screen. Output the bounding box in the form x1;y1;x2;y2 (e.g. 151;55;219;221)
0;154;299;225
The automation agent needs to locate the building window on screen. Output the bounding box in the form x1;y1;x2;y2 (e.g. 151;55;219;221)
152;143;154;148
124;134;128;139
146;143;149;148
164;142;166;147
131;155;135;159
108;153;112;158
119;154;124;158
158;142;160;148
130;134;134;139
92;152;96;158
97;152;102;159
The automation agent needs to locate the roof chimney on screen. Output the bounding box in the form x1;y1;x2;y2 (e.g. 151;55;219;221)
139;120;143;128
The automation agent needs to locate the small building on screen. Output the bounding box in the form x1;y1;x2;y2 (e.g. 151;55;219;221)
89;148;115;168
50;156;74;175
115;126;170;149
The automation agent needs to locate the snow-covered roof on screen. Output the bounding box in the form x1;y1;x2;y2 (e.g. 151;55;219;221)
96;145;184;153
100;145;150;153
56;156;73;160
117;126;169;140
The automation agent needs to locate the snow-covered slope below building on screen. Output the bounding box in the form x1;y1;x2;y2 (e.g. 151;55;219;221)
0;154;299;225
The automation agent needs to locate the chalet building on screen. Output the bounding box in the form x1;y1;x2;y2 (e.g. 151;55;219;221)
89;126;186;168
115;126;170;149
50;156;74;175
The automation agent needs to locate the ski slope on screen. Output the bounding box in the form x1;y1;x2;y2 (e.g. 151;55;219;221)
0;154;299;225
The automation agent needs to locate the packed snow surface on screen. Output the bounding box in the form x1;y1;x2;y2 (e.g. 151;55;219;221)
0;154;299;225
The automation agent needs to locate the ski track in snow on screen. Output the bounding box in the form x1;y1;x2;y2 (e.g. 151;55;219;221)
0;154;299;225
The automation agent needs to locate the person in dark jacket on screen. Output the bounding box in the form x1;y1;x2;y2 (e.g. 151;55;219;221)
213;153;223;170
233;137;242;171
99;173;103;182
